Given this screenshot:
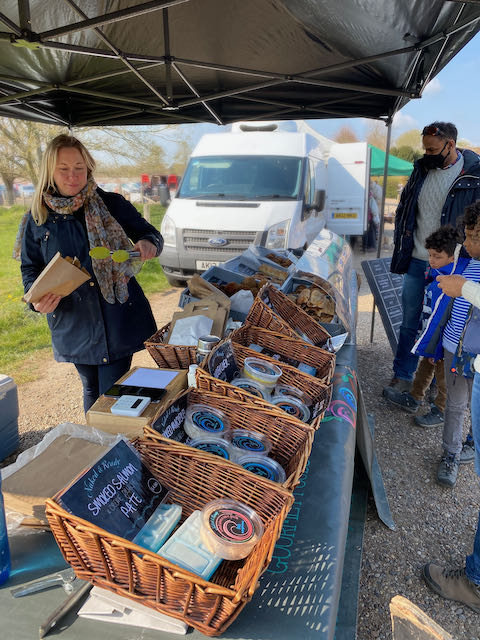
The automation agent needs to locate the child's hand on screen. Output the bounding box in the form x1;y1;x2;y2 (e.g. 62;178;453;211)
428;357;435;365
436;274;467;297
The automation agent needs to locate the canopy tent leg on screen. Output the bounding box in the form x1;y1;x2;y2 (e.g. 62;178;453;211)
370;118;393;343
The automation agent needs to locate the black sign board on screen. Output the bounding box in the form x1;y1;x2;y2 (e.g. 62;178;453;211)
361;258;404;353
151;392;189;442
208;339;241;381
58;440;170;541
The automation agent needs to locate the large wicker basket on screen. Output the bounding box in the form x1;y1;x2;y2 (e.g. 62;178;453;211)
144;322;197;369
197;341;332;430
45;441;294;637
144;387;314;490
229;323;335;385
245;283;331;346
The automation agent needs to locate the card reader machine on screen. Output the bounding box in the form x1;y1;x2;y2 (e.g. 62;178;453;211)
110;395;151;417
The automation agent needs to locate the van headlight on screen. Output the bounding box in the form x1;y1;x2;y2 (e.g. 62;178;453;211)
266;220;290;249
161;214;176;247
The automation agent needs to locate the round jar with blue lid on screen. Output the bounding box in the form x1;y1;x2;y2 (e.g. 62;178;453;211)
237;454;286;484
270;394;311;422
184;404;231;440
188;436;234;460
230;429;272;460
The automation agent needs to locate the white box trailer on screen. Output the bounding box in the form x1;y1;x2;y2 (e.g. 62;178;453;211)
324;141;371;237
159;121;369;285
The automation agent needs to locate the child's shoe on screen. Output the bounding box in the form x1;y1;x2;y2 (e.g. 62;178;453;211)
384;389;420;414
414;405;444;427
459;436;475;465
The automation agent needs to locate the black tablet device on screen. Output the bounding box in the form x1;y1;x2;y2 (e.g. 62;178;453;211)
104;384;166;402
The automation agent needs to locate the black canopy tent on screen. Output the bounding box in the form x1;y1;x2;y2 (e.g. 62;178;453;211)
0;0;479;128
1;0;479;255
2;3;480;639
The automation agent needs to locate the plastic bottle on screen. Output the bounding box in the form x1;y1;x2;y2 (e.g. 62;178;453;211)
0;472;11;585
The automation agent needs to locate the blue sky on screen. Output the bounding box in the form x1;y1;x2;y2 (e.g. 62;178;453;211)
174;31;480;152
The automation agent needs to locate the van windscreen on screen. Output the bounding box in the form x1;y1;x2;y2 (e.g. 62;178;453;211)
178;155;303;200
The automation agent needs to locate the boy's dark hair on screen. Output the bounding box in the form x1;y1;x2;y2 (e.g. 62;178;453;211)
425;225;462;256
462;200;480;233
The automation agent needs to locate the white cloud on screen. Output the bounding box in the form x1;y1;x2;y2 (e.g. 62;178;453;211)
422;77;443;96
392;112;417;129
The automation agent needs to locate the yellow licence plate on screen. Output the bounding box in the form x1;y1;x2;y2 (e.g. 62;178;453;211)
333;212;357;219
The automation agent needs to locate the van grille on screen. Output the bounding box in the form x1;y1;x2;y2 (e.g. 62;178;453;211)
182;229;258;253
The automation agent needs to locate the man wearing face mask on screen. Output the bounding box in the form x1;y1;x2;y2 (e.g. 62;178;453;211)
383;122;480;417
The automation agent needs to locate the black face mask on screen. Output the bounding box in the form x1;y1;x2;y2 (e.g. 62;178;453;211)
422;141;449;170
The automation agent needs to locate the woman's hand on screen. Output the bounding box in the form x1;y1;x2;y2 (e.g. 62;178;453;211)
436;274;467;297
33;293;62;313
133;239;157;261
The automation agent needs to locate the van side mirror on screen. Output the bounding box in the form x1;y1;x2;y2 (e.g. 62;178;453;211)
312;189;325;211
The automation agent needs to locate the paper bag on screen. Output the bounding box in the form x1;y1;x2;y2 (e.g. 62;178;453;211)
188;274;230;309
23;251;91;304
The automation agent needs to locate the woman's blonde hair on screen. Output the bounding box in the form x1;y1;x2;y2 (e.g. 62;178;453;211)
31;134;96;224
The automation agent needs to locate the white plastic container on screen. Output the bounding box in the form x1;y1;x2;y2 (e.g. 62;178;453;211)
230;429;272;461
242;357;282;390
188;436;235;461
200;499;264;560
230;377;271;400
274;383;311;406
184;404;231;440
270;395;311;422
238;454;286;484
158;510;223;580
0;374;19;462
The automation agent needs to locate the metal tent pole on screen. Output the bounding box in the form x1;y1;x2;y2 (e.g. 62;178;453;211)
370;118;393;343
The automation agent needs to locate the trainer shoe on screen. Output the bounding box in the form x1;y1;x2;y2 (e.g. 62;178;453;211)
382;377;411;396
414;405;444;427
423;564;480;613
436;452;459;487
459;438;475;465
383;389;420;413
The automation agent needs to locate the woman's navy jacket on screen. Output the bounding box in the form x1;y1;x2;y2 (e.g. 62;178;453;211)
20;189;163;365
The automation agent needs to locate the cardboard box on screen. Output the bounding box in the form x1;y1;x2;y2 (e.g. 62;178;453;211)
86;367;187;438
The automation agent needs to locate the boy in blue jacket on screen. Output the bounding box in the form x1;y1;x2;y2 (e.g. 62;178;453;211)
385;226;469;427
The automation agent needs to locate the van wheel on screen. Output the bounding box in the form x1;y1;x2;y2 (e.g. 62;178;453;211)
165;274;186;288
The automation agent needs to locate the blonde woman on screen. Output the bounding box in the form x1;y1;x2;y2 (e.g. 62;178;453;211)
18;134;163;412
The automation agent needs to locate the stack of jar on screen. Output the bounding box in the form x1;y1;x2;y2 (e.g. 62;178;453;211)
183;403;286;484
231;357;311;423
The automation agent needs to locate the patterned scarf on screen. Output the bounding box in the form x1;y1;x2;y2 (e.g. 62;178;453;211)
42;177;139;303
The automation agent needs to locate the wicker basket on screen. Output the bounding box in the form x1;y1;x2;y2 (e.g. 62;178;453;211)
144;387;314;490
144;322;197;369
197;341;332;430
45;441;294;637
245;283;331;346
229;324;335;385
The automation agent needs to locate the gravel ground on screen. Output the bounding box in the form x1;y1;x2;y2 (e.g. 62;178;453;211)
355;248;480;640
4;246;480;639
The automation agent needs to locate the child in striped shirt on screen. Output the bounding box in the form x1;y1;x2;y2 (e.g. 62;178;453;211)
437;203;480;487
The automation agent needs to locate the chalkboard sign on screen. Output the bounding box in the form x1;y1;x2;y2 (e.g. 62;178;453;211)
151;392;189;442
58;440;170;541
361;257;404;353
208;339;240;382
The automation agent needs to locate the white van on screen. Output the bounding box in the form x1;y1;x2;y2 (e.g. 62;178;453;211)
159;122;328;286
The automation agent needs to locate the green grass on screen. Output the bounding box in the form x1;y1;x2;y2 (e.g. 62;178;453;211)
0;203;169;381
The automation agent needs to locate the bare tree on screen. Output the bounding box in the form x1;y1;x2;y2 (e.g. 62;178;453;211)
0;118;191;201
169;138;193;176
0;118;63;202
332;126;359;143
366;121;387;150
